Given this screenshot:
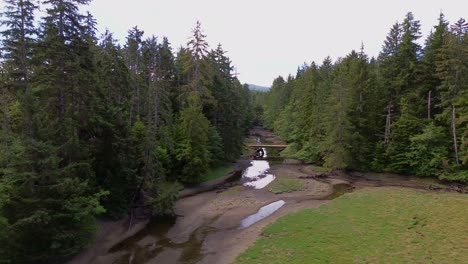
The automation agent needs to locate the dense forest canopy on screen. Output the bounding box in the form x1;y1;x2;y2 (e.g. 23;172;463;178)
263;12;467;182
0;0;254;262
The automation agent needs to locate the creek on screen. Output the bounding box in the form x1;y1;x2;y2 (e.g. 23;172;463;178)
75;129;360;264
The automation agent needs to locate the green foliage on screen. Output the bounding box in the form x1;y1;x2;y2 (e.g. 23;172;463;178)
175;98;212;183
263;76;289;129
148;181;182;216
0;2;252;263
0;138;107;263
407;123;449;177
280;142;300;158
439;169;468;182
386;103;425;173
200;164;234;182
207;126;224;165
261;12;467;181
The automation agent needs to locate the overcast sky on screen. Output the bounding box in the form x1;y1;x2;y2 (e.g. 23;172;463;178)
84;0;468;87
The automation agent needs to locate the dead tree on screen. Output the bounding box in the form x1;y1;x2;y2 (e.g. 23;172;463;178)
384;104;393;145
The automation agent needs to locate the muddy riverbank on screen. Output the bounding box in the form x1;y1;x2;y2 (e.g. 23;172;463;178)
69;128;465;264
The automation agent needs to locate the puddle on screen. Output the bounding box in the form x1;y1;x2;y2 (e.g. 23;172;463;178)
323;183;354;200
239;200;286;229
244;174;276;189
108;216;217;264
242;148;276;189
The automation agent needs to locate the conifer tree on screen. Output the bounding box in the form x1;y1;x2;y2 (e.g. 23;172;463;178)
175;95;211;183
185;21;213;104
419;13;448;119
436;18;468;172
124;26;144;123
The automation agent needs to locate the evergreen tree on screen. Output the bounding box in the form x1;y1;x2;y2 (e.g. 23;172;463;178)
322;57;353;169
419;13;448;119
0;2;253;262
174;95;211;183
436;18;468;176
0;0;37;136
123;26;144;123
183;21;214;106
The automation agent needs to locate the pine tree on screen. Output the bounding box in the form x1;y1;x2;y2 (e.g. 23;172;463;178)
188;21;208;93
174;95;211;183
0;0;107;261
92;30;138;217
124;26;144;123
184;21;213;105
0;0;37;136
436;18;468;173
419;13;448;119
322;56;354;169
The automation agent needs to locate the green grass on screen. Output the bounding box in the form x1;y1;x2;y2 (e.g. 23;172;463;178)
200;164;234;182
236;188;468;264
267;178;304;194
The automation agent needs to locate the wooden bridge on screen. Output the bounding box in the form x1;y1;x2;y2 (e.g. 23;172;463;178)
247;144;288;149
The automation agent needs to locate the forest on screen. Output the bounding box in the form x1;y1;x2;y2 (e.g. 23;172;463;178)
1;0;467;263
0;0;254;262
263;12;467;182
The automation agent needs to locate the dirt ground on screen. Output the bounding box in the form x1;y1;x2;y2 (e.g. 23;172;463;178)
71;166;337;264
69;128;464;264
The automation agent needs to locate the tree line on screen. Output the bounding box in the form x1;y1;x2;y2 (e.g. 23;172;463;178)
263;12;467;182
0;0;253;262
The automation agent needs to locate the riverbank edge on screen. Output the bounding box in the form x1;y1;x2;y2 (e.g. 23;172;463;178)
68;159;252;264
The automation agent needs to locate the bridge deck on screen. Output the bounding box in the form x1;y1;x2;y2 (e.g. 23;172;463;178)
248;144;288;148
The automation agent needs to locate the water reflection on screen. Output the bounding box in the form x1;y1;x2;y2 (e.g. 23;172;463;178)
108;216;213;264
239;200;286;229
242;148;276;189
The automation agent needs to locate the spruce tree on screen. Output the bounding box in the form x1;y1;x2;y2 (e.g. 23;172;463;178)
416;13;449;120
0;0;37;136
436;18;468;176
175;95;211;183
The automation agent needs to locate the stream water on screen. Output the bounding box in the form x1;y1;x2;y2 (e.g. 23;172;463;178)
108;215;213;264
242;148;276;189
101;137;350;264
108;145;282;263
239;200;286;229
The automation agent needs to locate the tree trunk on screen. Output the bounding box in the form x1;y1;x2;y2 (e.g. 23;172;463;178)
384;104;392;145
452;105;460;165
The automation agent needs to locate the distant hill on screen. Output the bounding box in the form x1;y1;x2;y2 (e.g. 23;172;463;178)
247;84;270;92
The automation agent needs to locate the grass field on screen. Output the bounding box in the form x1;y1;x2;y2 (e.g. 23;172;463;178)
200;164;235;182
267;178;304;194
236;188;468;264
